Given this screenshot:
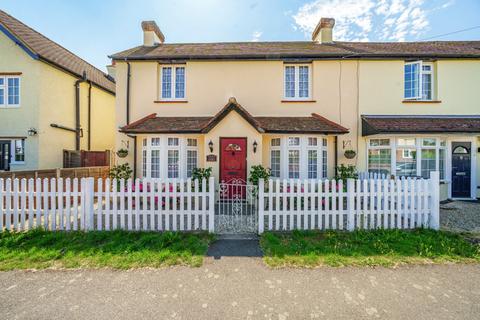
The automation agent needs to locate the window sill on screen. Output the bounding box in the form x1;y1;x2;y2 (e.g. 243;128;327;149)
402;100;441;104
281;100;317;103
0;105;21;109
154;100;188;103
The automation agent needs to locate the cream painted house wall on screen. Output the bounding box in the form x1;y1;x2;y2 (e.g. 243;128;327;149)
0;31;116;170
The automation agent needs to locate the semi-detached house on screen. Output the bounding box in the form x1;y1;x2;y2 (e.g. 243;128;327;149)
110;18;480;201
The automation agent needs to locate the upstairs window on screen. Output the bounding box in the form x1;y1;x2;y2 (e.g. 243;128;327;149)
404;61;435;101
0;76;20;107
284;64;311;100
160;65;186;100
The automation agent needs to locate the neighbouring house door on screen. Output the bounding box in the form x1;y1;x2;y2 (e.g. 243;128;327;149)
451;142;471;198
220;138;247;198
0;141;11;171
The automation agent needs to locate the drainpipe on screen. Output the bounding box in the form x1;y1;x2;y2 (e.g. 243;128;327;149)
334;136;338;177
127;134;137;180
74;71;87;150
125;60;131;125
87;82;92;150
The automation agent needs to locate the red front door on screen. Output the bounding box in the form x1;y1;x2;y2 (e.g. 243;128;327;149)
220;138;247;198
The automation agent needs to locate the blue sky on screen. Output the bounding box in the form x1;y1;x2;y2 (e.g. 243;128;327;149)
2;0;479;71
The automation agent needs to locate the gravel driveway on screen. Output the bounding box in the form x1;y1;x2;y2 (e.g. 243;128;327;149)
441;200;480;232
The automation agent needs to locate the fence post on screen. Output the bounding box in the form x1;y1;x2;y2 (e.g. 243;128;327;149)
84;177;95;231
258;178;265;234
208;177;215;233
347;178;355;231
429;171;440;230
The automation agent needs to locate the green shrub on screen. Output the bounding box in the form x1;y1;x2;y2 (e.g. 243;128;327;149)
249;165;271;186
109;163;133;181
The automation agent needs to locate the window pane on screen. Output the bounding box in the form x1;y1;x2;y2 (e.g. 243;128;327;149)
186;150;197;178
142;150;147;177
308;137;317;146
284;66;295;98
151;150;160;178
151;138;160;146
439;149;445;180
288;150;299;179
142;138;147;147
288;137;300;146
322;138;327;147
404;63;420;99
271;138;280;147
168;137;179;146
0;87;3;105
396;148;417;177
299;66;309;98
187;138;197;147
397;138;416;146
175;67;185;99
421;149;436;179
161;67;172;99
369;139;389;147
308;150;317;179
14;139;24;162
421;73;432;100
422;138;436;147
368;149;391;175
322;149;328;178
270;150;281;178
168;150;179;178
7;78;19;105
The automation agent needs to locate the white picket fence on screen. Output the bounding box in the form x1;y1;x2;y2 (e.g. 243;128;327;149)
258;171;440;233
358;172;389;180
0;177;215;232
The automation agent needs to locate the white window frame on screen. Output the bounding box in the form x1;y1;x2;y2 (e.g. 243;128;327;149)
10;138;25;164
158;65;187;101
366;136;446;180
0;76;21;108
269;136;327;180
283;64;312;101
142;136;199;179
186;138;198;178
404;61;435;101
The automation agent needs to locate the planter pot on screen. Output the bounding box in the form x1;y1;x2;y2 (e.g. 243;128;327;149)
116;150;128;158
344;150;356;159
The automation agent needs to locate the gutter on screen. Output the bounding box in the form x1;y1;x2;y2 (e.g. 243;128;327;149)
334;136;338;178
126;134;137;180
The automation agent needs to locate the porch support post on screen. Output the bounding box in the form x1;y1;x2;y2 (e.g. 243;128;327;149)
258;178;265;234
208;177;215;233
429;171;440;230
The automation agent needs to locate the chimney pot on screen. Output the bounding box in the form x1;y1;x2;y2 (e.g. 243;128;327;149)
141;21;165;46
312;17;335;43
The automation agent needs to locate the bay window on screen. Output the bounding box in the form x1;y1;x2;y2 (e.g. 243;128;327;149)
11;139;25;164
142;137;198;179
284;64;311;100
0;76;20;108
159;65;186;100
404;61;435;101
367;137;446;179
269;136;328;180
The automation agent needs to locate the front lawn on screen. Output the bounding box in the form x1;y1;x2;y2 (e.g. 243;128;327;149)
0;229;214;270
260;229;480;268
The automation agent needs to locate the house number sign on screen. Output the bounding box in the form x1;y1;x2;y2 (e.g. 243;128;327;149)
206;154;217;162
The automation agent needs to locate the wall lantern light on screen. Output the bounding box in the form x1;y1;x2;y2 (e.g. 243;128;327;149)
208;140;214;153
27;128;38;136
253;140;258;153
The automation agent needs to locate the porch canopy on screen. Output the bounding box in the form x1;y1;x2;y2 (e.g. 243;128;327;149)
120;98;349;135
361;115;480;136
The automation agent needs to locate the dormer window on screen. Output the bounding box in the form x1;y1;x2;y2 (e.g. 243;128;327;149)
284;64;311;100
404;61;435;101
159;65;186;100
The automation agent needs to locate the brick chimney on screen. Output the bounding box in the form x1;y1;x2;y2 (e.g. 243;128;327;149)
312;18;335;43
141;21;165;46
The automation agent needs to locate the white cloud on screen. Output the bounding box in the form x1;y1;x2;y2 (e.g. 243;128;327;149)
251;30;262;42
293;0;452;42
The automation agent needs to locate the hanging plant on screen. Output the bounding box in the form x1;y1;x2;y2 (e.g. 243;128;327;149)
344;149;356;159
116;148;129;158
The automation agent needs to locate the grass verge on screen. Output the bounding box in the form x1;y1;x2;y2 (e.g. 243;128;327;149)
260;229;480;268
0;229;214;270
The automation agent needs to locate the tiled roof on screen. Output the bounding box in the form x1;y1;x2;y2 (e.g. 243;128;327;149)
110;40;480;61
0;10;115;94
121;99;349;135
362;115;480;136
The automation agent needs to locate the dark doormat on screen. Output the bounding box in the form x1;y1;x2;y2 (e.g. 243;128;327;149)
207;239;263;259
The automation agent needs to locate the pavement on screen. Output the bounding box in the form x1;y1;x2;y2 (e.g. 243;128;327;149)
1;240;480;320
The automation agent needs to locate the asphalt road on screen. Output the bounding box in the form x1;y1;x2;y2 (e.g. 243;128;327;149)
1;257;479;320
